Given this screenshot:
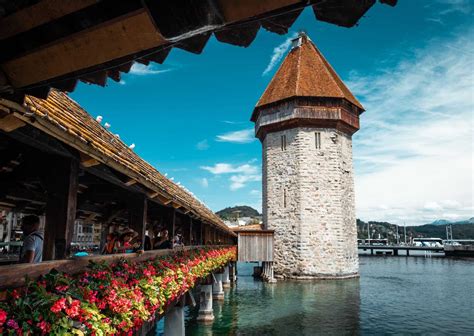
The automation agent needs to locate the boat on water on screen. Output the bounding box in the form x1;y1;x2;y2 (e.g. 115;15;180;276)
444;240;474;257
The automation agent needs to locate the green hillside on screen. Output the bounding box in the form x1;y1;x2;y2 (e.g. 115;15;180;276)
216;206;260;220
357;219;474;243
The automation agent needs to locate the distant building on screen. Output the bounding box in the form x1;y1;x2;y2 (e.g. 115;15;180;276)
224;216;262;228
251;33;363;279
72;220;102;248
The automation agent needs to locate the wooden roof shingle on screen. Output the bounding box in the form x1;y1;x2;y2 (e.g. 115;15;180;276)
252;33;364;121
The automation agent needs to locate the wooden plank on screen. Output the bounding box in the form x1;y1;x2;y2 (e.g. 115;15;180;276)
170;201;181;209
155;193;172;205
218;0;300;23
79;152;100;167
0;114;25;132
0;0;98;40
124;178;137;186
2;11;166;88
147;191;160;199
237;233;274;262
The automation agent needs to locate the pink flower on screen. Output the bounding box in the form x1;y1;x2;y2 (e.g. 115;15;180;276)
6;319;19;330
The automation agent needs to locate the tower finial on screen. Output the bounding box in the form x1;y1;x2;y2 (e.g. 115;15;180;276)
291;30;308;49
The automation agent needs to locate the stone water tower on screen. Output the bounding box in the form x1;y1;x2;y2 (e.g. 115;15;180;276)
251;33;364;279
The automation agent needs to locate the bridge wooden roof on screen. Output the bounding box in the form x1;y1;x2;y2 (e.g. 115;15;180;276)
0;0;396;101
252;33;364;121
1;90;235;235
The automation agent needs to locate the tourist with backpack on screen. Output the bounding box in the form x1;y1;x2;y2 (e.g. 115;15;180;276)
19;215;43;263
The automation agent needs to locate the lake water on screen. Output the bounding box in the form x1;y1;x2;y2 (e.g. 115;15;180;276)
157;257;474;335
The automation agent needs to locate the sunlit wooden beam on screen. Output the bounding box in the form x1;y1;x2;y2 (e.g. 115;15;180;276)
0;114;25;132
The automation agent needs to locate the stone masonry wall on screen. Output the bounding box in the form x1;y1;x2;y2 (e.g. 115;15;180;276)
262;127;358;278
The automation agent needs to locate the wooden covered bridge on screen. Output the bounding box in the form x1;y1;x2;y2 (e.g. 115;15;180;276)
0;88;236;278
0;88;238;335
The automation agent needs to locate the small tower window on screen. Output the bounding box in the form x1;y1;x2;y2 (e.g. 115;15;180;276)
281;134;287;151
315;132;321;149
283;188;287;208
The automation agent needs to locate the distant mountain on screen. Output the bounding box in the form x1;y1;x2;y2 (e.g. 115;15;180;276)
431;219;451;225
430;218;474;225
357;219;474;243
216;206;260;220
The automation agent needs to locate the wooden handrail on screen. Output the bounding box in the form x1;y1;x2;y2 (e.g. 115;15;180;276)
0;245;234;289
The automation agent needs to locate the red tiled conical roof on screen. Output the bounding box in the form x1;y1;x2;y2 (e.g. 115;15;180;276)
252;33;364;120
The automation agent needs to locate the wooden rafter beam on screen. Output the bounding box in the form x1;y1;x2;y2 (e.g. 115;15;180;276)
79;152;100;168
0;114;25;132
0;0;99;40
148;192;173;206
170;202;181;209
124;178;137;186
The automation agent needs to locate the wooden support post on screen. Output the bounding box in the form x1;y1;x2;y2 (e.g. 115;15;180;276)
44;157;79;260
199;221;204;245
189;217;193;245
128;194;147;247
166;207;176;243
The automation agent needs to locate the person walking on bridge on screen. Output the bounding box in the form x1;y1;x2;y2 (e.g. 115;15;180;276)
19;215;43;263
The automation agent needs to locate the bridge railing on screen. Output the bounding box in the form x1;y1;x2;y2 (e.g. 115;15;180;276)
0;245;235;290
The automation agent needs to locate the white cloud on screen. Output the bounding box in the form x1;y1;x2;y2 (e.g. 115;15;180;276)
348;29;474;225
196;139;209;150
201;162;260;191
118;79;126;85
263;32;298;76
199;178;209;188
200;163;258;175
436;0;472;15
230;174;261;191
250;189;260;195
216;129;255;144
221;120;246;125
129;63;172;76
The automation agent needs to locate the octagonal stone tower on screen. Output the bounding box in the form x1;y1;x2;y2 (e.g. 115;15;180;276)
251;33;364;279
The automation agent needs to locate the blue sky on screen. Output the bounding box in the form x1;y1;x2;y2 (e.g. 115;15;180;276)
71;1;473;225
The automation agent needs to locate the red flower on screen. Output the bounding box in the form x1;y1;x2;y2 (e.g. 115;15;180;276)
50;298;67;313
55;285;69;292
11;290;20;299
37;320;51;334
65;300;81;318
0;309;7;325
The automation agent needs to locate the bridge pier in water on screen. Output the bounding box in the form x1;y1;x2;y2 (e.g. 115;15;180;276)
212;269;225;301
222;265;231;288
164;297;185;336
197;275;215;324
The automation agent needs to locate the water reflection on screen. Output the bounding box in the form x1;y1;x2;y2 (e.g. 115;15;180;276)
185;263;360;336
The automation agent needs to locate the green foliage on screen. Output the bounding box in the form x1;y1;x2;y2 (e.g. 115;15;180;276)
216;206;260;220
